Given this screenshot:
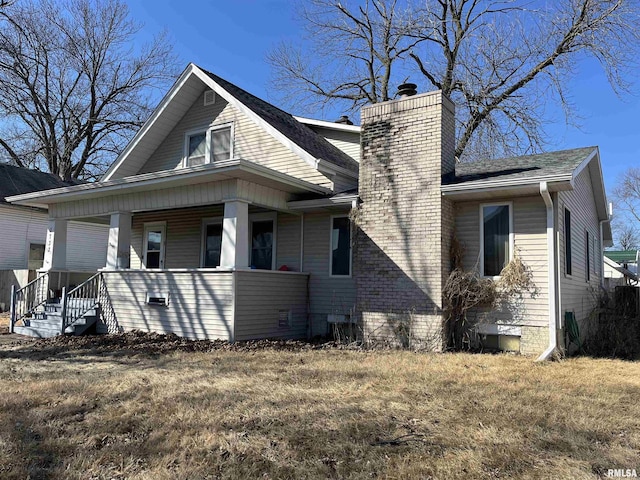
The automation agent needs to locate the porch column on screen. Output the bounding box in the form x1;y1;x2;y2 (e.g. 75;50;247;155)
106;212;132;269
42;218;67;270
220;200;249;268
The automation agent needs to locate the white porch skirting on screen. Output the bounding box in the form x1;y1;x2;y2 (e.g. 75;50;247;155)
99;269;309;342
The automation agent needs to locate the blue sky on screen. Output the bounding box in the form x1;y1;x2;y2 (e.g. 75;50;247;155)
128;0;639;197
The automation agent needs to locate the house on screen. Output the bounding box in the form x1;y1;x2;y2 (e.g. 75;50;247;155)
0;164;109;310
603;250;639;287
6;63;613;358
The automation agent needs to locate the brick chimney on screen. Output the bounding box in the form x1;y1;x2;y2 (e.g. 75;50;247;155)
354;90;455;349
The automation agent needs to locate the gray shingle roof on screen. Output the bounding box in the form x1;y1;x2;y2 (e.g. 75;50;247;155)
201;68;359;174
0;163;79;204
443;147;596;185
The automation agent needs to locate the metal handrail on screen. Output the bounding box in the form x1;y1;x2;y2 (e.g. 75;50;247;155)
61;272;101;333
9;271;50;332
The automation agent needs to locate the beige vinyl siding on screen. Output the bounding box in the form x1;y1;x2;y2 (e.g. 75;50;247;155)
0;205;108;271
130;206;301;270
234;270;309;340
100;270;234;340
303;211;356;336
130;205;225;269
107;75;205;179
276;213;301;271
558;167;602;339
454;196;549;327
307;126;360;162
137;91;333;188
50;179;290;220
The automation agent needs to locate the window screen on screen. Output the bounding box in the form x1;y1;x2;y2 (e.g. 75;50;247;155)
211;127;231;162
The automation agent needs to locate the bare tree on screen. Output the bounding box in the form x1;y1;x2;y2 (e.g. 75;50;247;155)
613;167;640;249
0;0;178;179
614;224;639;250
268;0;640;160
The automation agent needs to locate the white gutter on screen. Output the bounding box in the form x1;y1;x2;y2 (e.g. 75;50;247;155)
287;194;358;210
7;159;332;207
537;181;558;361
294;116;361;133
441;174;573;195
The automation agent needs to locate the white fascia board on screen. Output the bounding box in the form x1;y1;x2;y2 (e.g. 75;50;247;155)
287;194;357;210
582;148;610;221
191;67;330;177
7;159;331;207
570;147;598;183
441;176;572;196
294;116;361;133
316;159;359;179
102;63;197;181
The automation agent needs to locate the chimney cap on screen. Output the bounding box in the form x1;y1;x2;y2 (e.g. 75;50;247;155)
397;82;417;98
335;115;353;125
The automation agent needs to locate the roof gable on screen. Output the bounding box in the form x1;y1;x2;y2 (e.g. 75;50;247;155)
103;63;358;182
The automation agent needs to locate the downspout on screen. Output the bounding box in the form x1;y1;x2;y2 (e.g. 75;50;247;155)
537;181;558;361
599;203;612;288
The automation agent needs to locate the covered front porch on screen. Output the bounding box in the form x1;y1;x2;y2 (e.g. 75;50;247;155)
7;160;348;340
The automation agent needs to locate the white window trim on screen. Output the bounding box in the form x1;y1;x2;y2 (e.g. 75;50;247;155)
329;214;353;278
182;122;234;168
249;212;277;270
142;222;167;269
200;216;223;268
479;202;514;279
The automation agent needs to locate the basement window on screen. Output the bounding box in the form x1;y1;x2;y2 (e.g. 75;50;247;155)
184;123;233;167
480;203;513;277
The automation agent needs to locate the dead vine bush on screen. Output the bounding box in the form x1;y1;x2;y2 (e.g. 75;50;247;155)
443;236;535;350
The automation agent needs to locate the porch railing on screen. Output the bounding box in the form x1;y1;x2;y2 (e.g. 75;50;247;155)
9;271;50;333
61;272;102;333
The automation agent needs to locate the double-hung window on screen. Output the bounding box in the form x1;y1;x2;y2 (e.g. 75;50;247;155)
250;213;276;270
585;230;591;282
330;215;352;276
184;124;233;167
565;208;572;275
480;203;513;277
201;218;223;268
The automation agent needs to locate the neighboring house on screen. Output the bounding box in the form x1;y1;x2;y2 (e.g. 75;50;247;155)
0;164;109;310
603;250;639;287
7;63;613;358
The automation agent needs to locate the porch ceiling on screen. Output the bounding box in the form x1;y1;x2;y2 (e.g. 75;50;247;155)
6;159;331;210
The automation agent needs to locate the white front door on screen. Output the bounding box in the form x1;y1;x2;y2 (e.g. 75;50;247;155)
143;224;166;269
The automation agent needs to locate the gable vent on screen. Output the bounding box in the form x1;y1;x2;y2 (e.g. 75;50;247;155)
204;90;216;106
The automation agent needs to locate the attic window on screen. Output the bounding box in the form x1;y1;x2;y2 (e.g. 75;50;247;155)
184;124;233;167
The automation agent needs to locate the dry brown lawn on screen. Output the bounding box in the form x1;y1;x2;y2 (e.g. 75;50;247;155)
0;335;638;479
